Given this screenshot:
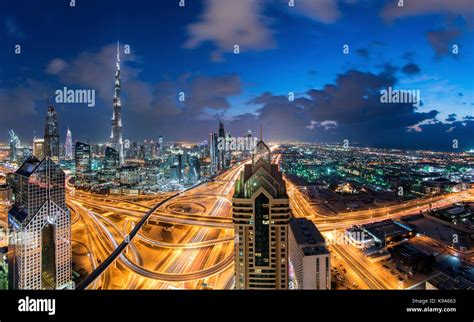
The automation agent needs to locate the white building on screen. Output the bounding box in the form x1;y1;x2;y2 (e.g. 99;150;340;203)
289;218;331;290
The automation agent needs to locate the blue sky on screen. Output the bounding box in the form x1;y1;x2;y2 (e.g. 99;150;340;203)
0;0;473;150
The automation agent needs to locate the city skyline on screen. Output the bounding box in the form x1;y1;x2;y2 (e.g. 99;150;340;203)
0;0;473;151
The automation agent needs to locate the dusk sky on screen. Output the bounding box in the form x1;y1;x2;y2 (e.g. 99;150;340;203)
0;0;473;150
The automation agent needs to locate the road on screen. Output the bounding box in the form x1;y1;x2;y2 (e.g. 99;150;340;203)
73;161;246;290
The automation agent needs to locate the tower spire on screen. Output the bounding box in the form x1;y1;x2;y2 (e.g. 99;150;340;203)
260;125;263;141
117;40;120;64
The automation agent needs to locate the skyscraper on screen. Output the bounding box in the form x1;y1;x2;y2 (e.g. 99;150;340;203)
44;106;60;162
218;121;226;170
233;138;290;289
8;130;20;162
209;132;219;174
32;138;45;160
75;141;91;175
158;136;163;153
64;127;73;160
109;41;124;165
104;147;120;171
7;156;73;290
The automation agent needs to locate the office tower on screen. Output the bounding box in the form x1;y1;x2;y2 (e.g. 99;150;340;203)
44;106;60;162
209;133;219;174
75;141;91;175
7;156;73;290
109;42;124;165
289;218;331;290
188;156;200;183
32;138;45;160
64;127;73;160
233;138;290;289
225;133;232;167
8;130;20;162
104;147;120;171
218;121;226;170
158;136;163;152
244;130;254;157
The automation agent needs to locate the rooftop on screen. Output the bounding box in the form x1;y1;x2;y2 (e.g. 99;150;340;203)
290;218;326;246
427;273;473;290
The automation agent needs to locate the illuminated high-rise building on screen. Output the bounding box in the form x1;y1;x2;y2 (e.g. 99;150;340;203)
8;130;20;162
33;138;45;160
44;106;60;162
233;138;290;289
209;132;219;174
109;41;124;165
75;141;91;175
7;156;73;290
218;121;226;170
158;136;163;152
104;147;120;171
64;127;73;160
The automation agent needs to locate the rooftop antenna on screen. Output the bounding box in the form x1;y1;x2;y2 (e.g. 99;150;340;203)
260;125;263;141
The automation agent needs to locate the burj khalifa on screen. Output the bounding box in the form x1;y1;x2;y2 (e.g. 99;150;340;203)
109;41;124;164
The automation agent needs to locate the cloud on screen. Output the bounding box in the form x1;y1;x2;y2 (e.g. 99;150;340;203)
426;28;461;56
288;0;342;24
0;79;50;142
40;44;245;142
356;48;369;59
46;44;140;102
307;120;338;130
446;113;457;122
401;63;421;75
183;0;346;61
246;67;456;149
183;0;275;61
45;58;69;74
381;0;474;22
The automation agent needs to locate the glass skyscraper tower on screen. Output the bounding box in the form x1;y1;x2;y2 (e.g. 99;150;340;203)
64;126;73;160
44;106;60;162
7;156;73;290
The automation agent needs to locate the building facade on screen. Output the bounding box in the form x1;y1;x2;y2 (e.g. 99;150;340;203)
33;138;45;161
44;106;60;161
7;156;73;290
233;140;290;289
289;218;331;290
75;141;91;175
64;127;73;160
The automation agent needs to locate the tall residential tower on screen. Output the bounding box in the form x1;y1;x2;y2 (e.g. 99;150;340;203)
233;138;290;289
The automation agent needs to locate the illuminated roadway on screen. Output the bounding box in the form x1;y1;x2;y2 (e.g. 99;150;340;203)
72;161;246;290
